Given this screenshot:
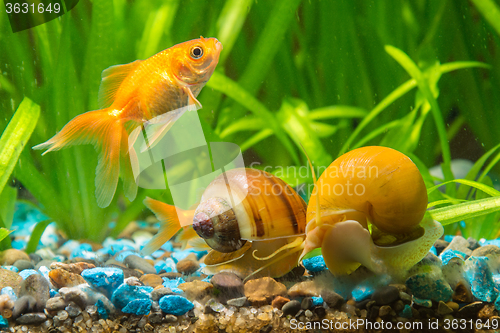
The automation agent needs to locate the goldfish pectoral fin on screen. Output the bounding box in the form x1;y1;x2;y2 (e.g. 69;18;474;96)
33;109;113;154
98;60;143;109
184;87;202;110
120;128;138;202
95;120;123;208
187;237;212;251
140;110;185;152
141;197;182;255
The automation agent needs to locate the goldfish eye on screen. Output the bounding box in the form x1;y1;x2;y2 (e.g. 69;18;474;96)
190;46;204;59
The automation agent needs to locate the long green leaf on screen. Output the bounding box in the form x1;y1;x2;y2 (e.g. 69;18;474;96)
384;45;453;188
0;98;40;195
25;220;53;254
429;196;500;226
207;72;299;164
427;179;500;197
470;0;500;37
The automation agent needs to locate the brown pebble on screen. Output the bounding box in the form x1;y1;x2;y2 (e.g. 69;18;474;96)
139;274;163;288
271;296;290;309
287;280;321;298
452;281;473;303
378;305;392;317
0;249;30;266
178;280;213;300
50;262;96;275
389;283;407;293
478;304;497;320
244;277;286;305
437;301;453;316
49;269;86;289
160;272;182;279
446;301;459;312
176;259;200;275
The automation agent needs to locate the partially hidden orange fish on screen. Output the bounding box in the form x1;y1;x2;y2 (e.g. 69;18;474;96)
33;37;223;208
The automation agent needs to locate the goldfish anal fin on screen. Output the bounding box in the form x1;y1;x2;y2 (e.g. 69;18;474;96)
177;225;198;242
141;197;182;256
120;127;138;202
187;237;212;251
98;60;143;109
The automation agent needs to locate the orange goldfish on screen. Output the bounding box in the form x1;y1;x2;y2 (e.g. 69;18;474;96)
34;37;222;208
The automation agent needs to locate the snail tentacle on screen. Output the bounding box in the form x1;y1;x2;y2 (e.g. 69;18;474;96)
244;239;305;282
252;237;304;261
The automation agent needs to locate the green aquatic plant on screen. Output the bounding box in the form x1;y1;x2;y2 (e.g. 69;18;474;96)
0;98;40;249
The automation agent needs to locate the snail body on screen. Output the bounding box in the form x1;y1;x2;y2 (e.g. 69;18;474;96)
142;168;307;279
302;146;443;276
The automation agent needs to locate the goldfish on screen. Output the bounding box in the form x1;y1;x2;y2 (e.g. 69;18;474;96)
33;37;223;208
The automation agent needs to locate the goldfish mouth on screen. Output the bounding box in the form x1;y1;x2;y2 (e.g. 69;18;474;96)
215;39;223;52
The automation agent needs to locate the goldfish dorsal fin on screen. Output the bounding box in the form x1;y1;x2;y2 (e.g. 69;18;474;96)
98;60;143;109
141;197;182;256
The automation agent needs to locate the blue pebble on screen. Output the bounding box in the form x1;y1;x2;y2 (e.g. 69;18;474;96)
0;314;8;328
302;255;327;273
1;287;17;301
155;258;177;274
151;250;165;259
311;297;323;307
413;297;432;307
19;269;38;280
171;248;207;262
439;249;466;265
1;266;18;273
351;274;391;302
444;235;455;242
480;239;500;247
464;256;498;302
162;277;185;290
70;243;96;260
161;241;174;252
122;299;152;315
406;273;453;302
352;285;374;302
111;283;153;310
38;265;53;287
96;299;109;319
429;246;437;256
50;289;57;297
400;304;413;318
159;295;194;315
82;267;124;297
11;239;27;250
201;275;212;283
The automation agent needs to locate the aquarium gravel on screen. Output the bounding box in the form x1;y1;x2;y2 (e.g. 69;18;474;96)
0;205;500;332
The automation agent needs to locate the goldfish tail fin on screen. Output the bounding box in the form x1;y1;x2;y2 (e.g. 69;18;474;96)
33;109;113;153
141;197;182;256
33;109;125;208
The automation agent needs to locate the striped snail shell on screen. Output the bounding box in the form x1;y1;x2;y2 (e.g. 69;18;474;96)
193;168;307;253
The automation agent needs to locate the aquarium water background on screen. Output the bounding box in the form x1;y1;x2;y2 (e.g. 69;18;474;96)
1;0;500;249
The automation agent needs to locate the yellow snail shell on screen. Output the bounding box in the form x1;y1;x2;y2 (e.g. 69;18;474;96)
302;146;444;277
